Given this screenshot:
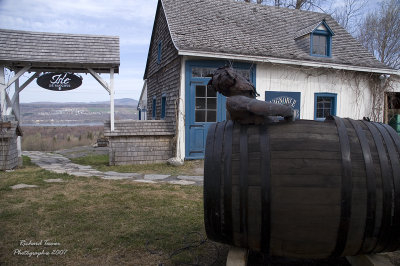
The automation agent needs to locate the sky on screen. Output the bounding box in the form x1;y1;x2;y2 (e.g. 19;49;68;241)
0;0;158;103
0;0;375;103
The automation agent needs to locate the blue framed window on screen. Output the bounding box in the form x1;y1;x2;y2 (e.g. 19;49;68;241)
314;93;337;120
310;21;333;57
157;41;162;64
152;96;156;119
161;94;166;119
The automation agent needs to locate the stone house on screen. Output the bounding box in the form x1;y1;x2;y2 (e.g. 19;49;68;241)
115;0;400;164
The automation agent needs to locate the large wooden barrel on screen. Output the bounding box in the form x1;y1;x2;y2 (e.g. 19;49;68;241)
204;117;400;259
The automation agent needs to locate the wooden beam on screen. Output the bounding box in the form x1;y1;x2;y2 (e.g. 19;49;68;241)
0;66;5;117
2;66;30;91
5;93;19;120
110;68;115;131
18;72;39;93
88;68;110;94
10;72;39;106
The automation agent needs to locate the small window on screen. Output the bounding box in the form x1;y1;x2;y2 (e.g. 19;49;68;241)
195;85;217;122
314;93;337;120
152;97;156;119
157;41;162;64
312;34;328;56
161;94;166;119
310;21;333;57
191;67;251;80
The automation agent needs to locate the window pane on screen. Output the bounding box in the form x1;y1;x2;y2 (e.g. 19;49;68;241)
236;69;250;80
316;96;333;118
192;67;216;77
207;98;216;109
196;85;206;97
161;96;166;119
207;110;216;122
323;109;331;117
192;68;202;77
207;85;216;97
192;67;251;78
313;35;327;55
152;98;156;118
202;68;215;77
196;98;206;109
196;110;206;122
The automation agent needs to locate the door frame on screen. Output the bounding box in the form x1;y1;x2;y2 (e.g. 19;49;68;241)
184;60;256;159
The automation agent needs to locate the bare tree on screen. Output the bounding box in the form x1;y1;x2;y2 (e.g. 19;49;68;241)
357;0;400;69
237;0;326;11
331;0;367;35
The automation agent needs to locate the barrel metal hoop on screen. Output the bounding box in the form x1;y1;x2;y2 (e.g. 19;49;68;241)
331;116;352;257
382;124;400;251
239;125;249;246
348;119;376;254
374;123;400;252
363;121;393;253
260;124;271;253
204;122;221;241
223;120;234;244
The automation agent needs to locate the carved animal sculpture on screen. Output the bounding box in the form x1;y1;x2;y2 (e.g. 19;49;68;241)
208;67;294;124
207;66;259;98
227;95;294;124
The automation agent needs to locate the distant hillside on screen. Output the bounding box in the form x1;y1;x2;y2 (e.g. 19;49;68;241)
23;98;138;107
20;98;139;126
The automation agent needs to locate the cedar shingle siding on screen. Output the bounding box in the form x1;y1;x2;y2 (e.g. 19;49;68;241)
145;3;180;123
0;29;120;72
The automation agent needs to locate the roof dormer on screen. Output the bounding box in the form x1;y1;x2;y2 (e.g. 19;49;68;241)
295;20;335;58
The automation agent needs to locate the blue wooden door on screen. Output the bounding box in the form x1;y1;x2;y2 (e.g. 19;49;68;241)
184;60;256;159
185;80;226;159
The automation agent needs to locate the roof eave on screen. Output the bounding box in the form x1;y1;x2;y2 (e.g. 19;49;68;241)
178;50;400;76
143;0;179;80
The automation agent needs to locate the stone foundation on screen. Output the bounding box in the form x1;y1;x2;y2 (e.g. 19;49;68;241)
0;121;21;170
104;120;175;165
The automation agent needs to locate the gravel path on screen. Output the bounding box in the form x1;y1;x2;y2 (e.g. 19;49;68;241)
22;151;203;186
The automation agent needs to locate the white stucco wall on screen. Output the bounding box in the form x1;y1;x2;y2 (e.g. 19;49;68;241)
256;63;381;121
175;59;399;159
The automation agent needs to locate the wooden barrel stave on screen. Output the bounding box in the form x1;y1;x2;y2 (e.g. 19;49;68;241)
204;117;400;259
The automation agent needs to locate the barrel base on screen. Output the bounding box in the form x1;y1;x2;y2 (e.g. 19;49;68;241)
346;254;394;266
226;247;248;266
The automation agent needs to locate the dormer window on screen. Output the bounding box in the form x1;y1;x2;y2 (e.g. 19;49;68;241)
312;33;328;55
310;21;333;57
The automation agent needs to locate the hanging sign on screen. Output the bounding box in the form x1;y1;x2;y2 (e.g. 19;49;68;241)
265;91;301;119
37;72;82;91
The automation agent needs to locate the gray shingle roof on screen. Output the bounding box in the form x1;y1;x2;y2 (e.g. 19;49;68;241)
0;28;120;73
161;0;392;71
294;20;330;39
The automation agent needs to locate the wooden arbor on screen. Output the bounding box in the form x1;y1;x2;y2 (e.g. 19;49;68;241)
0;28;120;167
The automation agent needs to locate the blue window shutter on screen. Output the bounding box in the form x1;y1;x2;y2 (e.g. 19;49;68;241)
139;110;142;120
152;97;157;119
161;94;166;119
157;41;162;64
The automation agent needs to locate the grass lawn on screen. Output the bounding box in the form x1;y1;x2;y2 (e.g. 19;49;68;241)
3;157;400;266
70;154;204;176
0;157;227;265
